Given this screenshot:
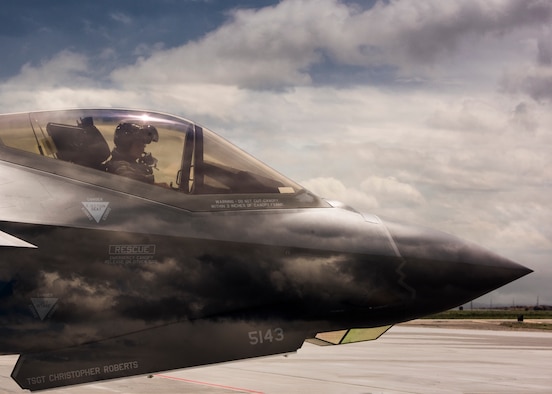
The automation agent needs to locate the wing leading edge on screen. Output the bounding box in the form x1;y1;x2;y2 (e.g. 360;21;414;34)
0;230;37;248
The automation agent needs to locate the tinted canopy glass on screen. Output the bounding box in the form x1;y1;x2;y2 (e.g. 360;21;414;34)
0;109;301;196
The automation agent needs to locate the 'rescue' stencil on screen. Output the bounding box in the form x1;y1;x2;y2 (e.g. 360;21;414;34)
105;244;158;266
82;198;111;223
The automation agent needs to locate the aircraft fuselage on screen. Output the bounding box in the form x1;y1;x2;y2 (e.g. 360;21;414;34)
0;109;531;391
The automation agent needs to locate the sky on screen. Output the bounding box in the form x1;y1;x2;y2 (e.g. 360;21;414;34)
1;0;550;307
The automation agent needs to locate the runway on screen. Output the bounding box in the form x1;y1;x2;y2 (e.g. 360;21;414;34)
1;324;551;393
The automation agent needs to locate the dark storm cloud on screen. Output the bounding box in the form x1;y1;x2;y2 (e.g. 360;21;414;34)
500;69;552;102
397;1;552;64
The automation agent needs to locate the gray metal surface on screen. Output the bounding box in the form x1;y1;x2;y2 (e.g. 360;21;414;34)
0;109;532;391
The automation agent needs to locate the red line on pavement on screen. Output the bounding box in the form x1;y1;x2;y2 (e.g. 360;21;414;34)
154;373;264;394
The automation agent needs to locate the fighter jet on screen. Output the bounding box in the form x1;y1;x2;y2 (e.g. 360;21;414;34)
0;108;531;391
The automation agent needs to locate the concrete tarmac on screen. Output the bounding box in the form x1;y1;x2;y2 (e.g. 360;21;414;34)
1;324;551;393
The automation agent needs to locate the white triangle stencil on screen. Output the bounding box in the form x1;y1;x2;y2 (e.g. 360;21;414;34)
31;298;58;320
82;201;110;223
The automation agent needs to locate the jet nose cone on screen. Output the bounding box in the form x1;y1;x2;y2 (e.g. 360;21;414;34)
383;220;532;310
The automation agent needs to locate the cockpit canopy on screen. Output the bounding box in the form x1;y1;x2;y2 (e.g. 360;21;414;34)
0;109;302;196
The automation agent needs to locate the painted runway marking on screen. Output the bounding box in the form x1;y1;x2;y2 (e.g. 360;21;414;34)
155;374;263;393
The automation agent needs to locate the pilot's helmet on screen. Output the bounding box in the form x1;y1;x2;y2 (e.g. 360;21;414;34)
114;123;159;150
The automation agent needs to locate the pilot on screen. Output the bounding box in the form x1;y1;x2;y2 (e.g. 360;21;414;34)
105;122;159;183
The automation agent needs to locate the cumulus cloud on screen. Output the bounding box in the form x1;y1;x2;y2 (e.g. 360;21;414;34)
3;51;90;89
509;102;538;134
500;66;552;102
374;0;552;61
108;0;552;90
0;0;550;304
494;221;550;250
360;176;425;206
301;177;378;211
